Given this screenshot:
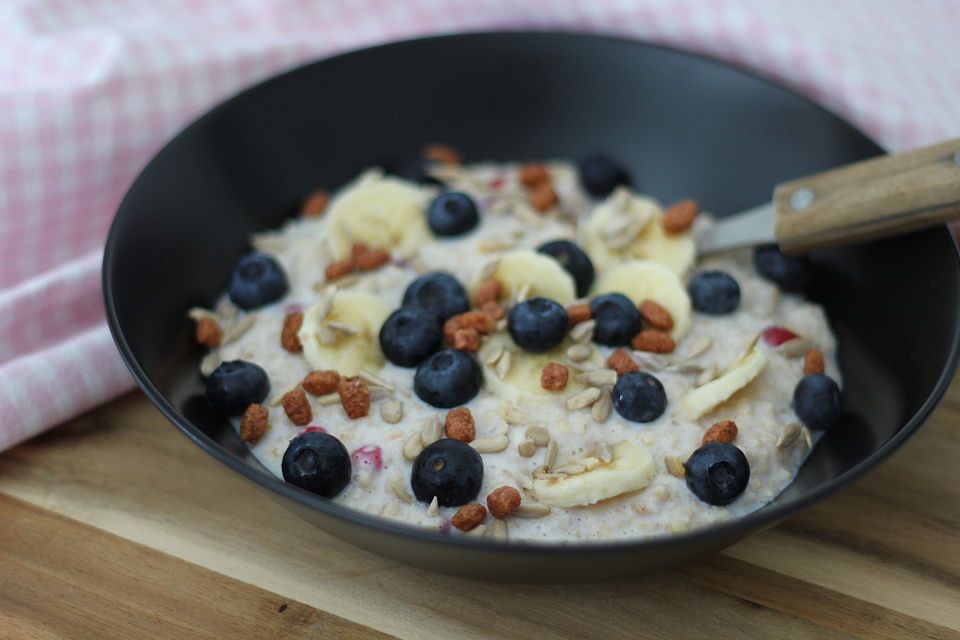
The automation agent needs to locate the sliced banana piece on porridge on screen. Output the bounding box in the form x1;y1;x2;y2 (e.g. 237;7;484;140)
531;441;656;508
479;249;577;305
592;260;692;341
680;346;768;419
326;173;433;259
298;290;390;376
481;334;585;403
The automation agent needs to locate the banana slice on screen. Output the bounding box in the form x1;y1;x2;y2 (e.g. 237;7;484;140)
592;260;692;340
298;290;390;376
481;249;576;305
481;334;585;404
327;172;433;259
581;190;695;276
531;441;656;508
679;347;768;419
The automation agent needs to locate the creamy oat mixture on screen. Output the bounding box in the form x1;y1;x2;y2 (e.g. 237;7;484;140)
193;156;839;542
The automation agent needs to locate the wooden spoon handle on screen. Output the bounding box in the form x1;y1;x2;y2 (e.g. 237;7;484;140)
774;137;960;254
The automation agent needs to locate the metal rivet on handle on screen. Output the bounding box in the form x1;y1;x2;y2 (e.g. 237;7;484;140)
789;188;815;212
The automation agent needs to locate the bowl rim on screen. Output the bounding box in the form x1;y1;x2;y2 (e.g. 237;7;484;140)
103;30;960;555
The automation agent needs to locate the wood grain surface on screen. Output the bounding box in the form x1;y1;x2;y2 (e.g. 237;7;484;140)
1;376;959;639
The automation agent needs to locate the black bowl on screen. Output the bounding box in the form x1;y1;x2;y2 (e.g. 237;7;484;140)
103;32;960;582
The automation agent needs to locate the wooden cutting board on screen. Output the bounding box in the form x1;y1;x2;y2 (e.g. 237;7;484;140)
1;375;959;640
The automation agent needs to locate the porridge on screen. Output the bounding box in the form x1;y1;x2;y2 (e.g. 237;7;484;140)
190;147;843;542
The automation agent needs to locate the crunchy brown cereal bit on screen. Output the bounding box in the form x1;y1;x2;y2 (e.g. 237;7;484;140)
804;349;825;375
458;310;495;334
702;419;738;445
444;407;476;442
607;348;640;376
302;370;341;396
301;189;329;217
451;503;487;531
324;258;355;281
518;163;549;187
194;317;222;348
452;328;481;352
280;311;304;353
528;182;559;212
240;404;269;444
662;199;699;234
486;486;521;519
443;315;463;345
631;329;676;353
475;278;503;306
355;247;391;271
566;303;592;327
282;389;312;426
422;143;462;165
337;377;370;419
350;242;370;264
540;362;569;391
479;301;505;321
639;299;674;331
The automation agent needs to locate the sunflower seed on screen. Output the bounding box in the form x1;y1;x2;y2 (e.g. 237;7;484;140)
570;319;596;343
666;362;705;375
601;212;636;239
502;405;533;425
403;431;424;460
316;392;342;406
251;232;286;254
221;315;257;345
665;455;686;478
479;259;501;281
577;368;617;387
478;236;519;253
359;369;394;390
426;496;440;516
514;501;551;518
517;438;537;457
481;340;504;365
524;426;550;447
595;442;613;463
311;285;337;316
471;435;509;453
200;352;222;377
544;439;558;470
495;319;507;331
514;282;531;305
566;386;602;411
187;307;217;322
683;335;713;359
777;422;803;449
777;337;814;358
380;398;403;423
564;358;596;372
591;390;612;423
420;415;442;446
566;344;593;362
215;299;238;320
488;518;508;540
368;386;394;401
633;352;670;370
603;219;646;249
496;350;513;379
316;324;338;345
802;425;813;450
388;472;413;504
465;524;488;537
609;185;632;211
492;417;509;437
327;321;357;337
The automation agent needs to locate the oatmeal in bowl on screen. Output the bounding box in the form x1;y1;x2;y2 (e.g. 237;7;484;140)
190;147;843;543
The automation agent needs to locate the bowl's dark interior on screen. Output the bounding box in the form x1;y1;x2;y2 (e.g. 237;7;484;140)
105;33;959;581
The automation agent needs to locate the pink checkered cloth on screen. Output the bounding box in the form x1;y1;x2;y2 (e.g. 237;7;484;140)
1;0;958;451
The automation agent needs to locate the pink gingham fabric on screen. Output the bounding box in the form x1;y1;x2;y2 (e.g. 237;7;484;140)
1;0;958;450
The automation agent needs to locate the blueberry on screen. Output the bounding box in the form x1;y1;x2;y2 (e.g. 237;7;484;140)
688;271;740;314
411;438;483;506
684;442;751;506
281;431;351;498
612;371;667;422
577;153;630;197
753;245;814;293
379;306;442;367
793;373;843;431
590;293;643;346
402;272;470;322
507;297;569;353
205;360;269;415
428;191;479;237
537;240;595;297
227;252;289;310
414;349;483;408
